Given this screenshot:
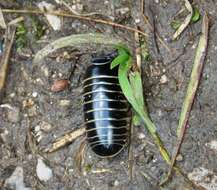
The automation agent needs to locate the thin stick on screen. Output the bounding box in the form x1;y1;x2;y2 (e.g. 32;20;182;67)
0;27;16;100
134;28;142;71
128;119;134;181
161;13;209;184
43;127;86;153
1;8;148;38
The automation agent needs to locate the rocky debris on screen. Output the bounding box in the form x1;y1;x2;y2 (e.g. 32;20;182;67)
160;74;168;84
188;167;217;190
37;2;61;31
71;3;84;13
39;121;52;132
32;91;38;98
32;121;53;143
36;158;53;181
206;140;217;153
0;128;9;143
59;99;71;107
176;154;184;162
116;7;130;15
22;99;34;108
7;107;20;123
51;79;69;92
4;166;31;190
114;180;119;186
0;104;20;123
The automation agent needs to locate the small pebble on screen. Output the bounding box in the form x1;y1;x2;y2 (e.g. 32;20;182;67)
0;129;9;143
32;91;38;98
28;105;37;117
40;121;52;132
135;18;140;23
7;107;20;123
22;99;34;108
114;180;119;186
51;79;69;92
34;125;41;132
160;75;168;84
36;158;53;181
138;133;146;140
188;167;217;190
116;7;130;15
5;166;31;190
42;66;49;77
206;140;217;153
104;0;109;5
9;93;16;98
176;154;183;162
38;2;61;30
76;4;84;12
59;99;71;106
58;73;63;77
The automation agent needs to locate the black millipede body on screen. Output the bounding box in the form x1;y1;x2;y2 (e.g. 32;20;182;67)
82;51;131;157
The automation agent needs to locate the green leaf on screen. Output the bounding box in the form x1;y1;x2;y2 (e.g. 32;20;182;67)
110;51;129;69
16;22;28;51
170;20;182;30
129;71;147;113
115;43;131;55
30;16;46;40
191;7;201;23
141;43;151;61
118;57;135;106
111;44;131;69
118;52;171;164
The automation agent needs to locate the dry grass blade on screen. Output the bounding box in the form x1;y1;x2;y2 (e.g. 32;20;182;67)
33;33;123;63
75;138;87;174
43;127;86;153
173;0;193;40
0;8;6;29
0;27;16;100
1;9;148;38
162;13;209;184
8;16;24;26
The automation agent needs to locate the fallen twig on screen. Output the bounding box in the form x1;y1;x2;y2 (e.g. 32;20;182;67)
43;127;86;153
0;27;16;101
162;13;209;184
1;8;148;38
172;0;193;40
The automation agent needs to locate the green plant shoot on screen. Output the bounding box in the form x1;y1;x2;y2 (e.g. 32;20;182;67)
111;45;171;164
191;7;201;23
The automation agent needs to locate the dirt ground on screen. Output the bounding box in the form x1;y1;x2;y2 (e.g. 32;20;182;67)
0;0;217;190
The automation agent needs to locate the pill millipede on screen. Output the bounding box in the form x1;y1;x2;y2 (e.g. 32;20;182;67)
82;50;131;158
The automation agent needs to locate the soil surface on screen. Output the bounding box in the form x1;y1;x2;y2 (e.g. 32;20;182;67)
0;0;217;190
